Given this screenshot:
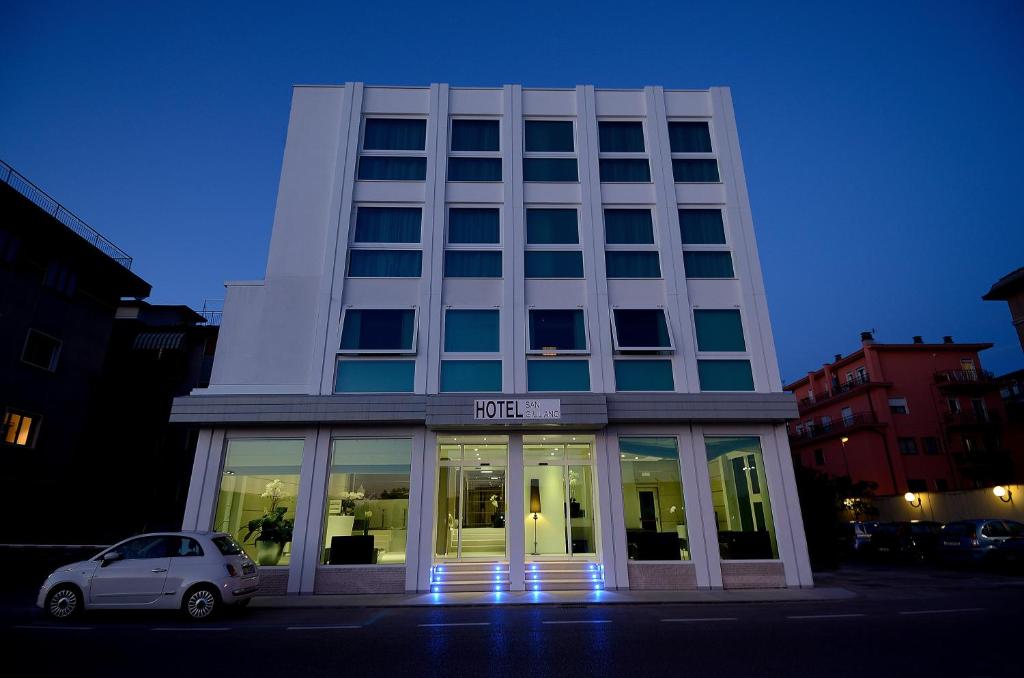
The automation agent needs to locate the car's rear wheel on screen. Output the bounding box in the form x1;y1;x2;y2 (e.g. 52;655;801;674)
182;585;220;621
46;585;83;621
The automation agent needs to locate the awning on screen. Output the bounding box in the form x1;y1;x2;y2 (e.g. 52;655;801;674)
133;332;185;351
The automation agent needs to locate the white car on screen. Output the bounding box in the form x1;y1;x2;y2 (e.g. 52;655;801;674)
37;531;259;620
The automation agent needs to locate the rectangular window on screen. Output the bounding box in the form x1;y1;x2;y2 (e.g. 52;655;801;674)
0;229;21;264
922;437;941;455
673;159;720;182
841;407;854;425
450;119;499;152
440;360;502;392
821;415;832;431
353;207;421;243
357;157;427;181
363;119;426;150
348;250;422;277
679;209;726;244
526;209;579;244
447;157;502;182
340;309;416;353
668;121;712;153
614;360;675;391
814;449;825;466
322;439;411;565
444;309;499;353
683;251;734;278
612;309;672;351
444;251;502;278
448;208;500;244
898;437;918;455
529;309;586;353
599;121;645;152
605;251;661;278
527;360;590;392
524;251;583;278
907;479;927;493
698;360;755;391
214;439;305;566
888;397;909;414
694;309;746;352
44;261;77;296
523;158;579;182
2;410;38;447
619;437;690;560
947;398;960;414
604;209;654;244
525;120;574;152
705;436;777;559
22;330;61;371
935;479;949;491
599;159;651;182
335;360;415;393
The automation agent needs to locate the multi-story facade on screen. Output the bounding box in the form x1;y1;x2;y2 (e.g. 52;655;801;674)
171;83;811;595
786;332;1019;497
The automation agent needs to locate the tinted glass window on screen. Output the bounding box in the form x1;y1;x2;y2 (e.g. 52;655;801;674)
615;360;675;391
171;537;204;557
604;209;654;244
527;209;578;244
673;159;720;182
679;209;726;244
449;208;500;244
451;119;499;151
353;207;421;243
341;309;415;351
440;360;502;392
523;158;579;182
444;251;502;277
524;251;583;278
448;158;502;181
363;118;426;150
357;157;427;181
335;360;415;393
444;310;500;353
698;360;755;391
213;536;244;556
683;251;734;278
694;310;746;352
599;159;651;182
668;121;712;153
115;536;171;560
613;309;671;349
982;522;1010;538
599;121;645;152
527;360;590;392
525;120;574;152
606;252;661;278
529;310;586;351
348;250;422;277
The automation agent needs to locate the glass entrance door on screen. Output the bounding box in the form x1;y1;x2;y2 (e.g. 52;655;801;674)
435;436;507;560
523;435;597;559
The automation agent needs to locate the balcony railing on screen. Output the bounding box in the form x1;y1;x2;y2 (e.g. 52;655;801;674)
934;369;995;386
789;411;881;442
942;411;1001;427
1;158;133;270
798;372;872;408
199;299;223;326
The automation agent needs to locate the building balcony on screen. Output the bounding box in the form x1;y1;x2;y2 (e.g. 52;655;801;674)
797;373;886;410
934;370;996;391
942;411;1001;429
788;411;884;445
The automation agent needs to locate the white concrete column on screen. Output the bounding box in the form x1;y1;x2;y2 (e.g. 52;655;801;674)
415;430;440;591
195;428;226;532
688;426;724;588
763;424;814;587
182;428;214;530
599;429;627;589
287;427;321;594
507;433;526;591
296;427;332;593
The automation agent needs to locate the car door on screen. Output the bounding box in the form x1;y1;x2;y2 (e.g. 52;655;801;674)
89;536;172;606
163;537;207;604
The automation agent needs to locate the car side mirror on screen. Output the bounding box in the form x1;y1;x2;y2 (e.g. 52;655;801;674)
101;552;122;567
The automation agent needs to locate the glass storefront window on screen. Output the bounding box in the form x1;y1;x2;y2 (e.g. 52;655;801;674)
214;439;304;567
523;435;597;558
705;436;778;559
435;436;509;560
322;439;411;565
619;437;689;561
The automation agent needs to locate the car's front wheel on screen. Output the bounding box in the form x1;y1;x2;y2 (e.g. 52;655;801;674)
181;585;220;621
46;585;83;621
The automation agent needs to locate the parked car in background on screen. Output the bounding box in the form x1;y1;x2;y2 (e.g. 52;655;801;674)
868;521;942;562
837;521;880;556
938;519;1024;569
37;532;258;621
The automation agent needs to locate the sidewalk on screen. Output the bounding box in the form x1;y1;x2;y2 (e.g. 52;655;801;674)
251;586;856;608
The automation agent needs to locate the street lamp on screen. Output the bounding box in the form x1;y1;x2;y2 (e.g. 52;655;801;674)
904;492;922;508
839;437;851;477
993;486;1013;503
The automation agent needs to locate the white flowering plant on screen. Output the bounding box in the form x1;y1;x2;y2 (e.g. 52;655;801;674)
241;479;294;545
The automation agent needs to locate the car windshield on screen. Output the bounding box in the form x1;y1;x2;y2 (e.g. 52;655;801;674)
213;535;244;556
1005;521;1024;537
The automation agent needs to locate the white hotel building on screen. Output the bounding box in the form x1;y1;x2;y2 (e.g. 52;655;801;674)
171;83;812;596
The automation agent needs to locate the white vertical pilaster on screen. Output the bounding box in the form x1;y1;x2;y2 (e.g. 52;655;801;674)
506;85;527;393
404;428;429;591
599;429;627;589
423;84;450;394
763;424;814;586
688;426;724;588
195;428;226;532
182;428;214;530
507;433;526;590
287;427;320;595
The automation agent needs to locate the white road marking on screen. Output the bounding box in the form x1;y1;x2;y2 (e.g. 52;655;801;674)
661;617;738;623
786;613;866;620
898;607;985;616
14;625;94;631
542;620;612;625
151;627;231;631
287;625;363;630
418;622;491;627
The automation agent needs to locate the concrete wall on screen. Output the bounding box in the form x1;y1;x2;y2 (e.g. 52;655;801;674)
870;484;1024;523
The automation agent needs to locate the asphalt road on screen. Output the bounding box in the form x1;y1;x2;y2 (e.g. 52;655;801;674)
6;564;1023;678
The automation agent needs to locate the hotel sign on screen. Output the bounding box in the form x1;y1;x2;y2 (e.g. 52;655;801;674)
473;399;561;421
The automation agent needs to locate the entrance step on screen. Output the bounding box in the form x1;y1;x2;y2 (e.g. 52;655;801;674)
431;562;510;593
525;560;604;591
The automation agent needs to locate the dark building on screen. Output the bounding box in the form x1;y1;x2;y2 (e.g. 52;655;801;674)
983;267;1024;353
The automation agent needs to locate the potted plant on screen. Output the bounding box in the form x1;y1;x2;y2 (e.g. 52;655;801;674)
241;479;294;566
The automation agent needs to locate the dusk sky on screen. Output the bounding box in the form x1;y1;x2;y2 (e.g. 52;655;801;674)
2;1;1022;382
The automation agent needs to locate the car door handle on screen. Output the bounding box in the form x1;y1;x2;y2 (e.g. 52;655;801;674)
151;568;167;573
